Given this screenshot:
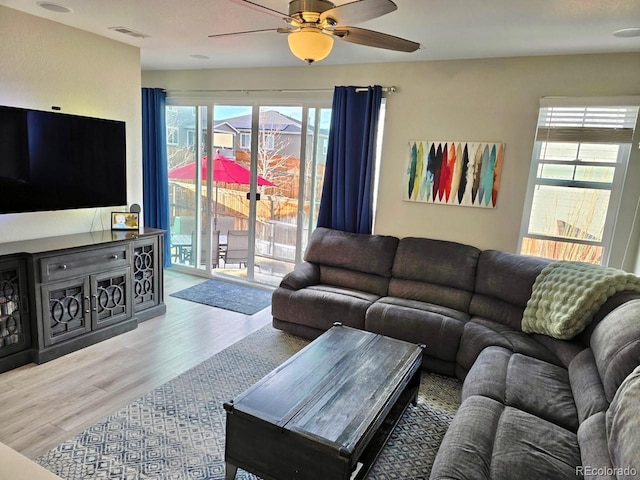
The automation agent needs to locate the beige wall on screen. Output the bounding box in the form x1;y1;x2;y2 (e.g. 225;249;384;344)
143;52;640;270
0;6;141;242
2;6;635;268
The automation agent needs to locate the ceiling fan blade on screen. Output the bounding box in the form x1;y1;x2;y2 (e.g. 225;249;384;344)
333;26;420;52
209;27;287;38
228;0;293;21
320;0;397;26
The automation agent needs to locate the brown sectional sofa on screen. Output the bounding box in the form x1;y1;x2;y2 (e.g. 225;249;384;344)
271;227;640;479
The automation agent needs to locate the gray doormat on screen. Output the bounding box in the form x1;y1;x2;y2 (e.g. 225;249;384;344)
37;325;462;479
170;278;273;315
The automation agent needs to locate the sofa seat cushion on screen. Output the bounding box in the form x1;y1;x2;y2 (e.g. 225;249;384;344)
456;317;563;378
577;412;615;480
531;333;586;368
271;284;379;332
365;297;468;365
462;346;579;432
430;395;581;480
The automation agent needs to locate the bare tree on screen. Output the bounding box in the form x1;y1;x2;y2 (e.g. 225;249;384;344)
256;113;295;197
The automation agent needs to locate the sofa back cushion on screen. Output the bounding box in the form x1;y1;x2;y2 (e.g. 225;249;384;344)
304;227;399;296
590;299;640;402
569;348;609;424
469;250;550;329
577;290;640;347
388;238;480;312
606;365;640;476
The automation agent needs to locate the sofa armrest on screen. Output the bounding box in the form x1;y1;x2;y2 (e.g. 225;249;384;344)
280;262;320;290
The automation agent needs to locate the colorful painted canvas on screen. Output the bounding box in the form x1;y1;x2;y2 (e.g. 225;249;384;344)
404;141;505;208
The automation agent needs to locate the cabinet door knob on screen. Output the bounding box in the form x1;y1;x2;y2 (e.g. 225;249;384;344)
111;254;118;260
59;264;67;270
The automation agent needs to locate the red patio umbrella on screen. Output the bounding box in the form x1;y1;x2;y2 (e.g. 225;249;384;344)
168;153;275;230
167;153;275;186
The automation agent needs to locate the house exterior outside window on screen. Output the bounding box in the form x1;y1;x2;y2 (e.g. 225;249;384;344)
240;133;251;149
167;126;178;145
186;129;195;147
518;100;639;266
262;133;275;151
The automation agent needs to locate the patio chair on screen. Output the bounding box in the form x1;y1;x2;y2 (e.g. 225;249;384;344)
214;216;235;237
223;230;249;268
199;230;221;268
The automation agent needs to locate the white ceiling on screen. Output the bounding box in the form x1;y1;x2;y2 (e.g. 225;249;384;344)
2;0;639;70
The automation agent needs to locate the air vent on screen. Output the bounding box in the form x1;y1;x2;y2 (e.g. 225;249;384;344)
108;26;150;39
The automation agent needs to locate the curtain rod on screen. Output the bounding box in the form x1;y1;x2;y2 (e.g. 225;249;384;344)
165;86;397;95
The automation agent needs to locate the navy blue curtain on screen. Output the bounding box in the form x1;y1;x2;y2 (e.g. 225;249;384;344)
141;88;171;268
317;85;382;234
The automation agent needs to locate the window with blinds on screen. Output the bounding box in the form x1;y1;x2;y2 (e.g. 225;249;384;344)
518;103;639;265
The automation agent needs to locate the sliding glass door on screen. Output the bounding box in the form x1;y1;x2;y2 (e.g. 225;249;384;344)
166;105;206;270
166;101;330;286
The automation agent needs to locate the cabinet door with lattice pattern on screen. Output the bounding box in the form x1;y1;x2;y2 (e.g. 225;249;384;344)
0;259;29;357
133;237;159;312
91;267;132;330
41;277;91;346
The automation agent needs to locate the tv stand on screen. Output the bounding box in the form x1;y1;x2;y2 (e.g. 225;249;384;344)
0;228;166;373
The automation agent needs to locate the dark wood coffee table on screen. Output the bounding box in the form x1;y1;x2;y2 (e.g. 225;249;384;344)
223;323;424;480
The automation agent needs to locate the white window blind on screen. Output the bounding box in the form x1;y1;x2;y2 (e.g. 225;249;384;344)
518;102;639;265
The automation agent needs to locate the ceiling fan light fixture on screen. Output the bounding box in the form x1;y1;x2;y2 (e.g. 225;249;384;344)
287;28;334;65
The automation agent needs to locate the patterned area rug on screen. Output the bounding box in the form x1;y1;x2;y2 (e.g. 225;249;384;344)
37;326;461;479
170;279;273;315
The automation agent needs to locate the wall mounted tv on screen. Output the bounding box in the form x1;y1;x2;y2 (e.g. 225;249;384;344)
0;105;127;215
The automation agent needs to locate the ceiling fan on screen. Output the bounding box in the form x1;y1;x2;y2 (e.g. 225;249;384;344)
210;0;420;64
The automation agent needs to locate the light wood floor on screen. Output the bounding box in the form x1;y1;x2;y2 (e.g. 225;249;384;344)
0;269;272;460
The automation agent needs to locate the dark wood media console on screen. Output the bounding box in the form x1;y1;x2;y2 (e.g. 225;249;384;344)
0;228;166;373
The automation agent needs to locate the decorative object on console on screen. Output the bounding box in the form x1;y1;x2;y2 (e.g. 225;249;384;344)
404;140;505;208
111;212;139;231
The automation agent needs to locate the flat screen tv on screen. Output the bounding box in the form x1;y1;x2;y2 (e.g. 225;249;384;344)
0;105;127;215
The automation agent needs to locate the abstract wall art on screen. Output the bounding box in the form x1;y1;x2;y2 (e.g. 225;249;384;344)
404;141;505;208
